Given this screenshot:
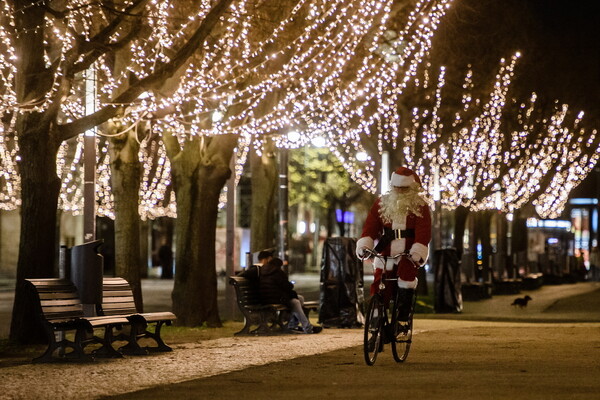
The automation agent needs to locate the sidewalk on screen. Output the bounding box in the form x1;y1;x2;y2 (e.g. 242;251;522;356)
2;274;600;339
430;280;600;323
1;277;600;399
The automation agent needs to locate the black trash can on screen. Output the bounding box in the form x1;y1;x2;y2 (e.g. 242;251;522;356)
318;237;364;328
70;240;104;306
433;248;463;313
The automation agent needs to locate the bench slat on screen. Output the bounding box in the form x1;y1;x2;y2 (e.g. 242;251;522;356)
101;290;132;297
38;292;80;300
40;298;82;307
42;303;83;315
102;296;136;303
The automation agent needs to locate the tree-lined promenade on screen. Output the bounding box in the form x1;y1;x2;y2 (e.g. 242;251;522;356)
0;0;597;344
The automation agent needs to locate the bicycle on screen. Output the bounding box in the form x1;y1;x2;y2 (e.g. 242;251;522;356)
360;248;419;366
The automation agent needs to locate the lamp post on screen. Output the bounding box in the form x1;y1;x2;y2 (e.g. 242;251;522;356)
225;150;237;319
431;165;442;254
278;147;289;274
380;151;389;195
83;68;96;243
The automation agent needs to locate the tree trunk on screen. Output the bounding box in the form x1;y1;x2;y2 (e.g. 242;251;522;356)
249;139;277;252
326;206;335;237
167;134;238;327
10;116;61;343
109;128;144;311
9;3;61;343
336;202;347;237
453;206;469;259
476;211;493;282
511;209;528;277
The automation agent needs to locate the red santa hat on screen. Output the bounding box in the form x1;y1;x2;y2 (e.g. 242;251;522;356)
390;166;421;187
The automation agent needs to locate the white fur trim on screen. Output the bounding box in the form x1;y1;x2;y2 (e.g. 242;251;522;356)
356;237;374;258
385;258;395;271
372;257;396;271
398;277;418;289
409;242;429;265
391;219;406;230
390;238;406;255
390;173;416;187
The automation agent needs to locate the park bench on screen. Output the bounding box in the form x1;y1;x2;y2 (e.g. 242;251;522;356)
229;275;319;336
26;278;131;363
97;277;176;354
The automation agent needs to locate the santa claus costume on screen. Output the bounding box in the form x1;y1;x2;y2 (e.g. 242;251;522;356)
356;166;432;320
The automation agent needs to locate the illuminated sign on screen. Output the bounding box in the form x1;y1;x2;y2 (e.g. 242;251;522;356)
526;218;571;230
569;198;599;205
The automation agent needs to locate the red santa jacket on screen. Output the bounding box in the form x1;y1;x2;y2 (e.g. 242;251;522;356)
357;197;432;269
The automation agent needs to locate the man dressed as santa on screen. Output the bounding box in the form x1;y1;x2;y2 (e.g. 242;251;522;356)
356;166;432;321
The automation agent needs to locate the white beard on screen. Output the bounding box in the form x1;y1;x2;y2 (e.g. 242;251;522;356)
379;186;427;224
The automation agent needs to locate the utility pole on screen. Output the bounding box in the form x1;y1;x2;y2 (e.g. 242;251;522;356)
225;152;238;319
278;148;289;274
83;68;96;243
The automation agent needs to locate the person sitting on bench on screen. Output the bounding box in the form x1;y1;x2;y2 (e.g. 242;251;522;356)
237;250;273;282
258;257;322;334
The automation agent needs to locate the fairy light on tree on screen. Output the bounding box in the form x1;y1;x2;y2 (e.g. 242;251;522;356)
383;52;600;219
1;0;453;213
1;0;454;334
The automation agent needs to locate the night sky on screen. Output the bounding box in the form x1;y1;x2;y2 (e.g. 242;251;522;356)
431;0;599;121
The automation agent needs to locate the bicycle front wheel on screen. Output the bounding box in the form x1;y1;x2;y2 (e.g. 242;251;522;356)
391;293;415;362
364;294;385;366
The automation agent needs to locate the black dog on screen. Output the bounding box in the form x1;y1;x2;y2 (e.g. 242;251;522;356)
511;295;532;308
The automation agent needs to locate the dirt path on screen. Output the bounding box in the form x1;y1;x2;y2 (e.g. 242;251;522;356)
103;320;600;400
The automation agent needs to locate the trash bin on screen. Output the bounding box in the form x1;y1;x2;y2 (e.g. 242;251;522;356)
433;248;463;313
70;239;104;306
318;237;365;328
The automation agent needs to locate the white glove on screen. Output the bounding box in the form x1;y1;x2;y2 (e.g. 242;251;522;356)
409;250;424;266
356;246;368;259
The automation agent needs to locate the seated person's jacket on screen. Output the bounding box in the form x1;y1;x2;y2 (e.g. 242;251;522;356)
237;264;261;282
258;263;298;305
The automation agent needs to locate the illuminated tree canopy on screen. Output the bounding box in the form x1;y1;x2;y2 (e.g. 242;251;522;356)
401;54;600;218
0;0;452;216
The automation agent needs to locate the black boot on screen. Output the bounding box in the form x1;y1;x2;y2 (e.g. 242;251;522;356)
397;288;415;322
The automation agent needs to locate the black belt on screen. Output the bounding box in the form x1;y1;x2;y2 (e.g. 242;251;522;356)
375;228;415;253
393;228;415;239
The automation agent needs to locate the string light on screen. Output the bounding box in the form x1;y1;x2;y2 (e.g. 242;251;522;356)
1;1;596;221
397;52;599;218
21;1;597;221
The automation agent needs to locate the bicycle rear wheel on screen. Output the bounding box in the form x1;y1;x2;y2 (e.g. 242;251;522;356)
391;293;415;362
364;294;385;366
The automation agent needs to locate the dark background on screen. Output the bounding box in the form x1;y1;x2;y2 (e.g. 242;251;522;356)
431;0;599;122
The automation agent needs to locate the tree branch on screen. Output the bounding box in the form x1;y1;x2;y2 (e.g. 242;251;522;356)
59;0;235;142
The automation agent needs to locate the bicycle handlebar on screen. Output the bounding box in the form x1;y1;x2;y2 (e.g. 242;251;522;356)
359;248;419;268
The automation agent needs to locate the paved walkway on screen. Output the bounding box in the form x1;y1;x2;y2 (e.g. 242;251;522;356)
1;277;599;399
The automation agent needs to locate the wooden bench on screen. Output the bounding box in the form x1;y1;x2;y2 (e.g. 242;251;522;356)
97;277;176;354
26;278;131;363
229;275;319;336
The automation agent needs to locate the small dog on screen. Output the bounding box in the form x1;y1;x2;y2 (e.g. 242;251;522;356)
511;295;532;308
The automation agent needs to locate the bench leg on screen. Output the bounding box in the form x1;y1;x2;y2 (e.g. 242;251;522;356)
33;328;62;363
33;325;93;363
143;321;173;352
91;326;124;358
118;323;149;356
254;310;280;335
235;312;263;336
234;318;253;336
